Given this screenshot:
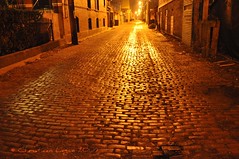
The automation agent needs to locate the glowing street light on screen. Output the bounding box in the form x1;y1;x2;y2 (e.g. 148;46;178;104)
138;1;142;6
137;0;143;15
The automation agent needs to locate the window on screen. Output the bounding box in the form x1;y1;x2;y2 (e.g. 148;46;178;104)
96;18;99;28
87;0;91;8
88;18;92;30
95;0;99;10
103;18;105;27
32;0;52;9
104;0;105;7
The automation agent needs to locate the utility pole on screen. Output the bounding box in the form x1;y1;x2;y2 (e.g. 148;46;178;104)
68;0;78;45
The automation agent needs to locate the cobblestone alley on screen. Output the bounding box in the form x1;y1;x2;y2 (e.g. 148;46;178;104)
0;21;239;159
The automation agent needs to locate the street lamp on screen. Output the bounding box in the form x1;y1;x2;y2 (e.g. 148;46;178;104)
138;1;142;6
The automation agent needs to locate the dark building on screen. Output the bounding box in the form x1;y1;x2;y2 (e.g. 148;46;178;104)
158;0;184;40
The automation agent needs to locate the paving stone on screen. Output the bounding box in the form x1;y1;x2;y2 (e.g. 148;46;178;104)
19;139;36;146
0;22;239;159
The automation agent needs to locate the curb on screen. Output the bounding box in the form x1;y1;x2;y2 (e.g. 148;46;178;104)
0;39;66;69
0;28;113;70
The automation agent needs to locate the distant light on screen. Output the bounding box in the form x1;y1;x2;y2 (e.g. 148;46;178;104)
138;8;142;14
138;1;142;6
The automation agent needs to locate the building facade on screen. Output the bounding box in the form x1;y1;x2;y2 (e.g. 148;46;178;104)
72;0;108;40
192;0;239;58
110;0;123;26
182;0;193;46
158;0;183;39
158;0;193;46
12;0;108;43
121;0;131;22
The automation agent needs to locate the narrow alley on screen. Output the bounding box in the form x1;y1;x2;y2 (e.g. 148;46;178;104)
0;22;239;159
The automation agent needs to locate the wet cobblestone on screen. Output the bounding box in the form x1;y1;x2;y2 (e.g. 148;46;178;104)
0;22;239;159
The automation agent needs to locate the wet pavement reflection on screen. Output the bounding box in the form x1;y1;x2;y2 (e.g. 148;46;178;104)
0;21;239;159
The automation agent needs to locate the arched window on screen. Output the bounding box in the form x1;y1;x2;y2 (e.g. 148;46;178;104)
88;18;92;30
96;18;99;28
95;0;99;10
103;18;105;27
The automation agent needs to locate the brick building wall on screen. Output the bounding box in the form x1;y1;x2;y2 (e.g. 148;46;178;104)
158;0;183;38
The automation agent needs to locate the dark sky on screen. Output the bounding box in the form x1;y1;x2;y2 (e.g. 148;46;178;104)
112;0;137;12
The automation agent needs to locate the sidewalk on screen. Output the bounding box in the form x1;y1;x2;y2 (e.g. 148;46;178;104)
0;27;113;74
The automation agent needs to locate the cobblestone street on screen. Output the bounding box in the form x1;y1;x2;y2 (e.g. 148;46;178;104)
0;21;239;159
